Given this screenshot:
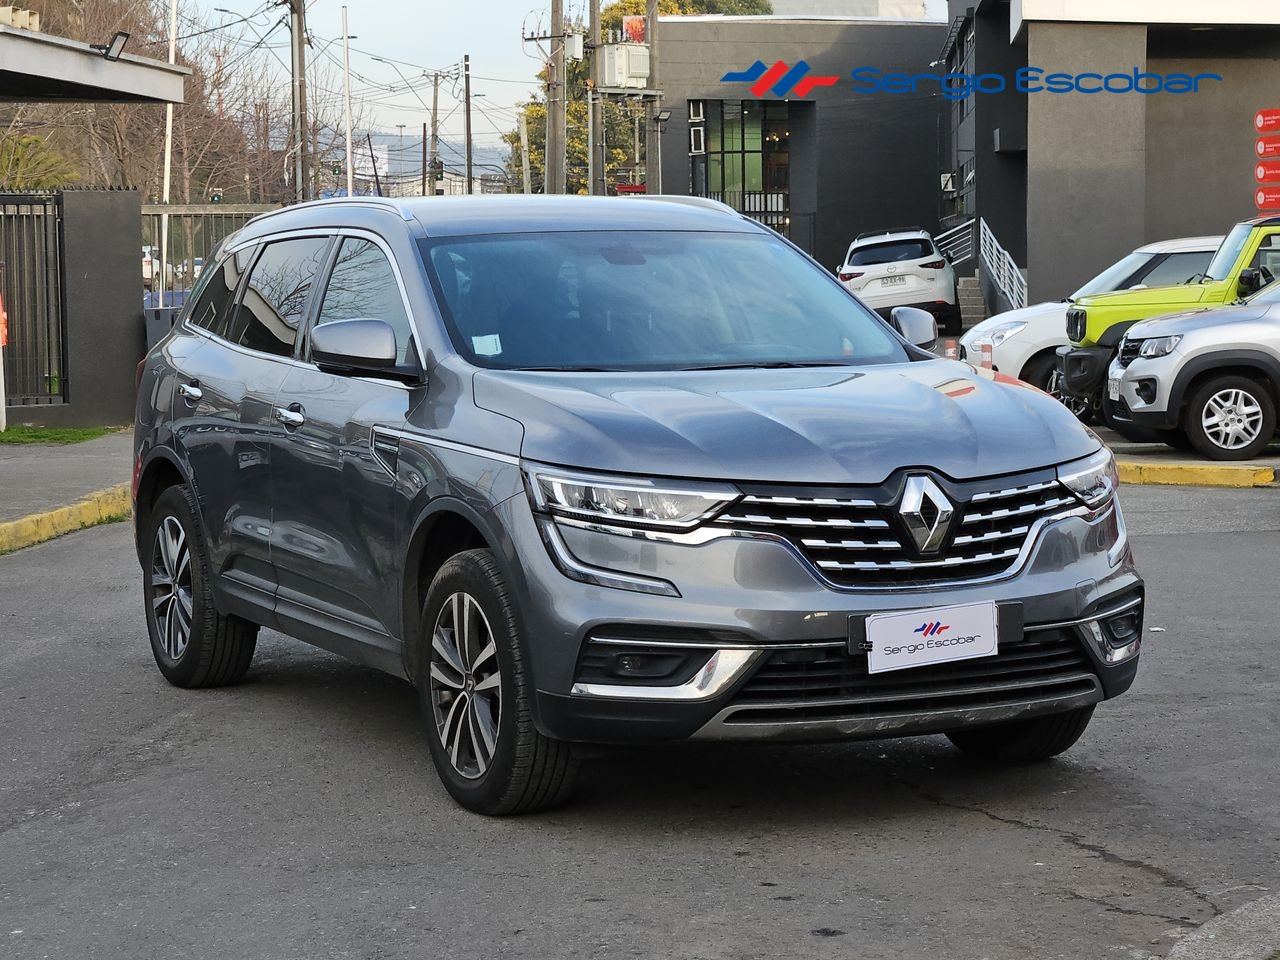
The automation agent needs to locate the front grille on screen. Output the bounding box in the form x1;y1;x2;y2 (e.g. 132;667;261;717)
723;629;1098;724
713;478;1078;588
1066;307;1086;343
1117;338;1141;368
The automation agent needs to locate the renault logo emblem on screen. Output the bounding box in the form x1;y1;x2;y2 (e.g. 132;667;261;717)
898;476;954;554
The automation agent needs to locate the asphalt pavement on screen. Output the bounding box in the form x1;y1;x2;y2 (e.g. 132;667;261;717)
1;485;1277;960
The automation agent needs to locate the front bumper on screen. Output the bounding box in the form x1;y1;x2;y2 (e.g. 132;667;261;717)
496;491;1143;745
1056;345;1113;399
1114;353;1182;430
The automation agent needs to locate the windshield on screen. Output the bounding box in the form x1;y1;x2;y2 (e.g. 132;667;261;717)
1072;252;1149;299
1204;223;1252;282
420;230;909;371
845;239;933;266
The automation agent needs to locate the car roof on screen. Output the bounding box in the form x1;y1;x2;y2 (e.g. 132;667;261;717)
233;194;762;243
1133;235;1223;254
849;228;931;246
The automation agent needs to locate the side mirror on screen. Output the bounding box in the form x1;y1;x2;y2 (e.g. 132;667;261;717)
310;318;397;374
1239;268;1262;297
890;306;938;351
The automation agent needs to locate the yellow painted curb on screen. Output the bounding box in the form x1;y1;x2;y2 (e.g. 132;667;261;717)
0;484;132;554
1117;460;1275;488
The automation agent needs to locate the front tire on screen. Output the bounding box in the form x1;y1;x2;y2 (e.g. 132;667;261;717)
1183;375;1277;461
418;549;577;815
946;705;1095;762
142;485;257;688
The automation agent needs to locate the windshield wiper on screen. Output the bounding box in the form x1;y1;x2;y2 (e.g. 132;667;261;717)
678;360;855;371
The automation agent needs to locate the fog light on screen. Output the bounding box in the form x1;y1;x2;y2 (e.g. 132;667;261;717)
1079;601;1144;664
1135;379;1157;404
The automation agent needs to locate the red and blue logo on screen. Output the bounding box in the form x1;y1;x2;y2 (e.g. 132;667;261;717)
720;60;840;98
914;621;950;637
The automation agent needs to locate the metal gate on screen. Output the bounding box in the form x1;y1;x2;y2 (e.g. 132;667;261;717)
141;204;277;300
0;194;64;406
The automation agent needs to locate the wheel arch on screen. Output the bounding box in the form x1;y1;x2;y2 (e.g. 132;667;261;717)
134;449;192;564
1169;351;1280;421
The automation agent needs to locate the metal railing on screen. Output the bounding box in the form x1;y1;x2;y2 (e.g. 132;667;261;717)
142;204;278;295
0;194;64;406
978;218;1027;311
935;217;975;265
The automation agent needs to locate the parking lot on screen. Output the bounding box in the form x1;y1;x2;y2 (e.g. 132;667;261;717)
1;483;1276;960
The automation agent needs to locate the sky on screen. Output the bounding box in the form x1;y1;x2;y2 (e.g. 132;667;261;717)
195;0;945;155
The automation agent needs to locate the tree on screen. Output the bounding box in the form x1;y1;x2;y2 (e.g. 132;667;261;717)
0;132;80;190
601;0;772;33
505;97;638;195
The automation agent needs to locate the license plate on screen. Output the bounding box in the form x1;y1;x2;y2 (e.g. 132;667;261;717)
881;275;907;287
864;601;999;674
1108;378;1121;401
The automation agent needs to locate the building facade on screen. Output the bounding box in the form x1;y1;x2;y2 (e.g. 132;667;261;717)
940;0;1280;304
655;13;947;271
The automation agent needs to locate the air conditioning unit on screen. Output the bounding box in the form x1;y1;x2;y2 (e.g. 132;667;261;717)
600;43;650;89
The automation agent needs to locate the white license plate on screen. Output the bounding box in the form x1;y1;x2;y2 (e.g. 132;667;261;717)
881;275;907;287
865;601;999;674
1108;378;1121;401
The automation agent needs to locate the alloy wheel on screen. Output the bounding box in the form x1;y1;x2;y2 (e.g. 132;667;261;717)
1201;388;1264;451
1047;368;1093;421
150;516;193;660
428;592;502;780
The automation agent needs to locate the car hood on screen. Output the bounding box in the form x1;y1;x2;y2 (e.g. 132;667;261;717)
1128;302;1272;338
1075;282;1212;310
960;301;1068;346
473;362;1098;484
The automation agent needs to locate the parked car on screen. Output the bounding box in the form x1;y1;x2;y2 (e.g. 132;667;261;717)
1109;279;1280;459
175;257;204;282
142;246;157;289
1058;216;1280;437
960;236;1220;415
836;227;961;334
133;195;1142;815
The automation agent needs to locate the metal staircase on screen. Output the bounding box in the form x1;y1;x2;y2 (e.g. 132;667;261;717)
935;218;1027;320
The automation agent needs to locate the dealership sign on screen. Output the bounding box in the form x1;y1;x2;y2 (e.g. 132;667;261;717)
1257;161;1280;184
1257;187;1280;210
1257;109;1280;133
1256;111;1280;210
1258;137;1280;160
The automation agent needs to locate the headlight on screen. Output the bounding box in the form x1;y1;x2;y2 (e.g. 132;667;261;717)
1057;448;1117;510
1138;335;1182;358
987;320;1028;346
527;468;739;530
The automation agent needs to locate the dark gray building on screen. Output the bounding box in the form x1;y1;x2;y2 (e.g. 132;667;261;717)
940;0;1280;305
654;14;946;271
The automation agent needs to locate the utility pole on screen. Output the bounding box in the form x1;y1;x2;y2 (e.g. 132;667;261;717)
421;122;428;196
430;72;441;192
464;54;474;195
287;0;310;202
342;5;353;197
643;0;661;194
547;0;566;194
519;113;532;194
589;0;604;195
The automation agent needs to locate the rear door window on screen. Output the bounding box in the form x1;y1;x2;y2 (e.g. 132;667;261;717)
229;236;331;358
184;258;239;339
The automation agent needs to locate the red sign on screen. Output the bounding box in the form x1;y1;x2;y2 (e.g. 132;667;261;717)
1256;186;1280;210
1259;137;1280;160
621;15;646;44
1256;161;1280;183
1257;109;1280;134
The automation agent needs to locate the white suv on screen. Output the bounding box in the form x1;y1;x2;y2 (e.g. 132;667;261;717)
960;236;1221;408
837;228;960;334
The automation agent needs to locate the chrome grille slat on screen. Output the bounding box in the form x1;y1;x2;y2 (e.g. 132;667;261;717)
722;475;1081;587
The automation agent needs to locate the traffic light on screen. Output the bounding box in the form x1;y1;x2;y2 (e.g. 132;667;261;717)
208;188;222;203
432;157;445;182
332;163;342;177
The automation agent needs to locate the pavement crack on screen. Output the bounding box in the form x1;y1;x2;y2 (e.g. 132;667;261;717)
891;773;1223;920
1062;890;1199;929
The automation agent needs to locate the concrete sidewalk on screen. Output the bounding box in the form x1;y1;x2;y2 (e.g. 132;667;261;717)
1096;428;1280;488
0;431;133;553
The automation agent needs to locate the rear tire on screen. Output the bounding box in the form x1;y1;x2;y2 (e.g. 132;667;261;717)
946;705;1095;762
1183;375;1277;461
142;485;257;688
418;548;577;815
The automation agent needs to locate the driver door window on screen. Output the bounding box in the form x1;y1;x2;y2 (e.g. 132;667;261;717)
313;238;415;364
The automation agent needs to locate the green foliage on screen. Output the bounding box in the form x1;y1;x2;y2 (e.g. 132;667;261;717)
601;0;772;32
0;425;118;444
504;98;642;195
0;133;80;190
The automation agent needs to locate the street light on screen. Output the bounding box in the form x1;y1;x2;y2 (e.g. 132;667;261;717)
653;109;672;195
91;31;130;61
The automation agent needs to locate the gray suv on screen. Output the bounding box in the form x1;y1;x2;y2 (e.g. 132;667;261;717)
133;196;1143;815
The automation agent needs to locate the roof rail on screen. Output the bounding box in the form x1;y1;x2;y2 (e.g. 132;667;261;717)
247;195;415;224
634;195;739;216
855;225;927;241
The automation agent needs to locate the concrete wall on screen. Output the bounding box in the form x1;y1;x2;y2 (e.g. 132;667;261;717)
1025;22;1149;301
656;17;946;271
6;190;144;428
1144;28;1280;238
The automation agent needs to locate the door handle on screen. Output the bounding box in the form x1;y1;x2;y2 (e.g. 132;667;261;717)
177;381;202;402
275;406;305;428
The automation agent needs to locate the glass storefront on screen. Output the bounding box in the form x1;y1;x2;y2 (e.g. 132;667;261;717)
689;99;791;238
